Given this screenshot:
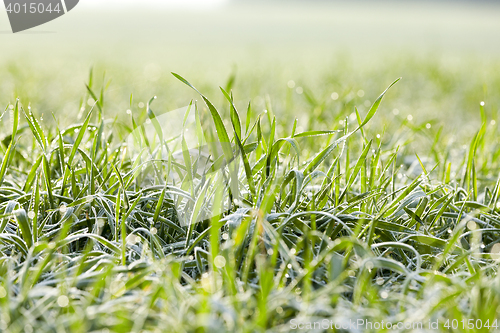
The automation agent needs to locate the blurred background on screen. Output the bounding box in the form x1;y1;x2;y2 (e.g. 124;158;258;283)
0;0;500;138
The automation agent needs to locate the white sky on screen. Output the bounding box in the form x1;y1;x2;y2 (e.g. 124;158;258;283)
82;0;230;9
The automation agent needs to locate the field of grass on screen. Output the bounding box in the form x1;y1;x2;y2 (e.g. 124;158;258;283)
2;2;500;329
1;53;500;333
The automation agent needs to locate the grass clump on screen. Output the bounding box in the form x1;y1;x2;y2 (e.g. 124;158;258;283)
0;70;500;333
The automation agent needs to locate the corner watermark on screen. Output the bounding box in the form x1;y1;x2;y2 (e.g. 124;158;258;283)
3;0;79;33
289;318;499;331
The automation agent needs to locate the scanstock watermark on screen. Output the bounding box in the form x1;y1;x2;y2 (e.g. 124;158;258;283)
3;0;79;33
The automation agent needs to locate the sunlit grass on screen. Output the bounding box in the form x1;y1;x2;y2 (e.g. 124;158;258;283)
1;62;500;332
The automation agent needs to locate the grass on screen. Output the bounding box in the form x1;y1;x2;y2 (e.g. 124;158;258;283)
1;60;500;332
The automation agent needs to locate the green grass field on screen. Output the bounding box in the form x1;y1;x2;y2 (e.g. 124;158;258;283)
1;56;500;332
2;2;500;332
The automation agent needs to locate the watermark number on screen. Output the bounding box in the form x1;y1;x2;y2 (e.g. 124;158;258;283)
6;2;61;14
444;319;498;330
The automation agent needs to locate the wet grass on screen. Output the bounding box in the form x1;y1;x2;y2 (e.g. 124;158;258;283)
1;61;500;332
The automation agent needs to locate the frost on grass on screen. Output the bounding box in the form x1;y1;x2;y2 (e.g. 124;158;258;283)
0;73;500;332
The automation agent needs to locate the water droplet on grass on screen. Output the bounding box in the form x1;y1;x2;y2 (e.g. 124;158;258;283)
57;295;69;307
214;256;226;268
467;220;477;230
491;243;500;260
